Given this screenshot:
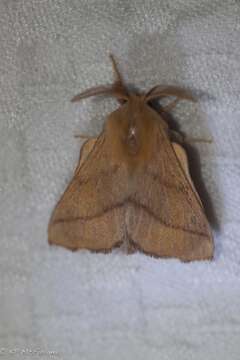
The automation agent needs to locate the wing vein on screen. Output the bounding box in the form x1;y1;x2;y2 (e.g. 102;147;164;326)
53;198;208;238
130;199;208;237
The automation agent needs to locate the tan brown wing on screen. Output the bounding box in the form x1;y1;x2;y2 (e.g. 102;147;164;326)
48;133;128;251
126;120;214;261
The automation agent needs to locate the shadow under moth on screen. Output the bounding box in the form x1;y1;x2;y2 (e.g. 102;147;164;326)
48;55;214;261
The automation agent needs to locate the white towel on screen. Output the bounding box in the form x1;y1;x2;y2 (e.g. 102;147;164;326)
0;1;240;359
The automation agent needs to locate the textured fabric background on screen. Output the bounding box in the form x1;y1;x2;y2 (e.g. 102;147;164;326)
1;1;240;359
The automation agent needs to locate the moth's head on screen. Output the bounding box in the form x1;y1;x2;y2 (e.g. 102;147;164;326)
71;54;196;110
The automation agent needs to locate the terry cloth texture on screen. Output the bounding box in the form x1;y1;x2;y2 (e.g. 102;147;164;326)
0;1;240;359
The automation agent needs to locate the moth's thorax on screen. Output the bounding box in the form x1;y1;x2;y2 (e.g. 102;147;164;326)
125;125;139;155
106;97;160;167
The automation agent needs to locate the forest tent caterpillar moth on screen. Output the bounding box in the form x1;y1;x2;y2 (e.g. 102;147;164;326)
48;55;214;261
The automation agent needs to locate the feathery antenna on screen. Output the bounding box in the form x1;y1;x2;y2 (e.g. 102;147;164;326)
109;54;124;87
71;55;129;103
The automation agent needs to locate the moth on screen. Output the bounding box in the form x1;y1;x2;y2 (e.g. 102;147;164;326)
48;55;214;261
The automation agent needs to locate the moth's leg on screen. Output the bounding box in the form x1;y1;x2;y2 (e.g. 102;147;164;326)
172;142;201;204
170;130;212;144
169;130;184;143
